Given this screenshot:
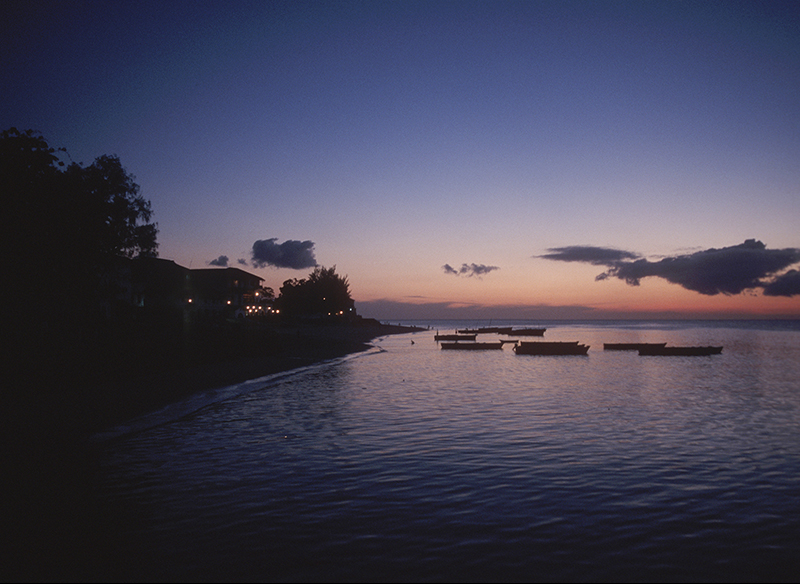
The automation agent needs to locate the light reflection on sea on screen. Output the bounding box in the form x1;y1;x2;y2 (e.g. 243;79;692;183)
91;320;800;582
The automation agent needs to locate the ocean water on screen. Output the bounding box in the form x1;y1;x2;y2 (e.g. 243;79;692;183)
89;320;800;582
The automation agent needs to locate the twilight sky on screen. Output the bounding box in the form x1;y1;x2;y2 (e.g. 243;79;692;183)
4;0;799;319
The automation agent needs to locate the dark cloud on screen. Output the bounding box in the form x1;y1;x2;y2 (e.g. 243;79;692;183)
762;269;800;297
537;246;640;265
540;239;800;296
443;263;500;277
208;255;229;267
251;238;318;269
237;258;248;266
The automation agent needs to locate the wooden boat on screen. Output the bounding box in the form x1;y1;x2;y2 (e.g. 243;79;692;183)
489;327;514;334
604;343;667;351
441;341;505;350
638;345;722;356
513;341;589;355
505;328;546;336
435;333;477;341
456;327;514;335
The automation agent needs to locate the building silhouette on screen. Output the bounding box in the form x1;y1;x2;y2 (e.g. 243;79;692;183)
123;257;270;319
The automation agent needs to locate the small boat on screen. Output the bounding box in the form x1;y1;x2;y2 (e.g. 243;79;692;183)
488;327;514;335
604;343;667;351
456;327;514;335
513;341;589;355
638;345;722;356
441;341;505;350
505;328;546;336
435;333;477;341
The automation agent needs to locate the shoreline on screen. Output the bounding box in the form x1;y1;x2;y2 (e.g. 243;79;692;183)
4;320;426;582
84;320;427;436
3;319;427;450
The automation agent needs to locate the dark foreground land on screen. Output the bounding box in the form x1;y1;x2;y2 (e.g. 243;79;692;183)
3;317;423;582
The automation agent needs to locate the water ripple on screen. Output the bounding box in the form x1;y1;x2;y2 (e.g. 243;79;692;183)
92;323;800;582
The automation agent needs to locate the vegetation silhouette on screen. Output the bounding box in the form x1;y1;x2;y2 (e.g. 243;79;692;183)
3;127;157;326
2;128;419;582
3;128;158;419
2;128;417;438
277;265;355;320
2;128;162;581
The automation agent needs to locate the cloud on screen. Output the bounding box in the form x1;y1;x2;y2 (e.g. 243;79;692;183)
443;263;500;277
540;239;800;296
208;255;229;267
537;246;640;265
237;258;248;266
762;269;800;297
251;238;318;269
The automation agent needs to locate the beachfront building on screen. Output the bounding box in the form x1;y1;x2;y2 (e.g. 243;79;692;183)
122;257;268;319
187;267;267;318
130;256;191;312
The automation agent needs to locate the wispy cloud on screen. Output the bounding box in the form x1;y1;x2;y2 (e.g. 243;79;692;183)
537;246;640;265
251;238;318;269
539;239;800;296
443;263;500;277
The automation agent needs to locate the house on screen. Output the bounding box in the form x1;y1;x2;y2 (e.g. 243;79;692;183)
130;256;191;311
126;258;267;319
187;267;266;316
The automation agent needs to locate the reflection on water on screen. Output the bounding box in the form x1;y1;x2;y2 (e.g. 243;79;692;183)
92;321;800;582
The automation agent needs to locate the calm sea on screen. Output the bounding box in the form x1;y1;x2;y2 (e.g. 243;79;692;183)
89;320;800;582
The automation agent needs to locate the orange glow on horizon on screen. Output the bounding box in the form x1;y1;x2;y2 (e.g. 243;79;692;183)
352;273;800;319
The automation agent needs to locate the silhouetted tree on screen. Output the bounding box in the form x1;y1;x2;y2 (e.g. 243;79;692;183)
2;128;158;281
70;153;158;259
257;286;275;302
2;128;159;386
276;266;355;319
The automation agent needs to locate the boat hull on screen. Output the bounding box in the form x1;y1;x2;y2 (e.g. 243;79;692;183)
514;341;589;355
435;334;477;341
506;328;546;336
638;346;722;356
441;342;505;350
604;343;667;351
456;327;514;335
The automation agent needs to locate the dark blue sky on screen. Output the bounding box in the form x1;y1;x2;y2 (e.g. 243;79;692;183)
4;1;799;317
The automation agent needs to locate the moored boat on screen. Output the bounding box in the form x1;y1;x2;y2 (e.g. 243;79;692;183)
638;345;722;356
456;327;514;335
435;333;478;341
604;343;667;351
505;328;546;336
513;341;589;355
441;341;505;350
